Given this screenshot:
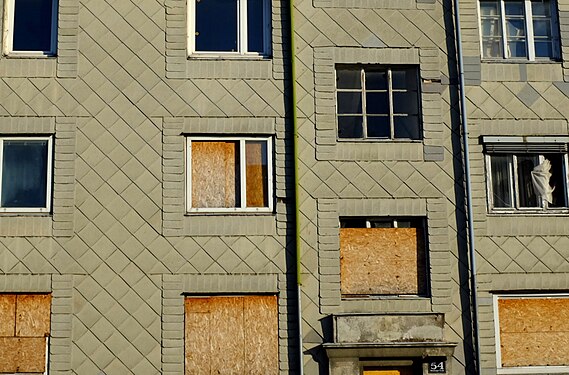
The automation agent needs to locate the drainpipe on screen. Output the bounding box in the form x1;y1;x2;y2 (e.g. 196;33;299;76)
452;1;481;374
288;0;304;374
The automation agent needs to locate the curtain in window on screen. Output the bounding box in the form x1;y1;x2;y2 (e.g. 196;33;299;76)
531;158;555;204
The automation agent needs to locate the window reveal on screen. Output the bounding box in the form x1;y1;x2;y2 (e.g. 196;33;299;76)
186;137;272;212
336;66;421;140
5;0;58;55
479;0;559;60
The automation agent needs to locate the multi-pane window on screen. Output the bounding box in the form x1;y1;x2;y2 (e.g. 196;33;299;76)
4;0;58;55
186;137;273;212
188;0;271;55
479;0;559;60
0;137;52;213
486;152;569;211
336;66;421;140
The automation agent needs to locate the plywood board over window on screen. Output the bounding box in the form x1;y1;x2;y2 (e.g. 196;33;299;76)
497;296;569;368
185;295;278;375
340;226;427;296
0;293;51;374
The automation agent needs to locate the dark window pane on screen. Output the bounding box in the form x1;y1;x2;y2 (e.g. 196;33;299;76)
338;116;363;138
544;154;567;208
480;1;500;16
490;155;513;208
247;0;265;53
340;218;368;228
365;70;387;90
393;116;421;139
507;40;527;57
365;92;389;115
13;0;54;52
337;92;362;114
336;69;361;89
534;41;553;57
506;19;526;37
532;0;550;16
366;116;390;138
533;20;552;37
1;140;48;208
505;1;524;16
369;219;393;228
517;155;539;207
391;69;418;90
393;92;419;115
195;0;238;52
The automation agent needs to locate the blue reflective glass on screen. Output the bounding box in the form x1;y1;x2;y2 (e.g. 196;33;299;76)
195;0;238;52
12;0;54;52
247;0;265;53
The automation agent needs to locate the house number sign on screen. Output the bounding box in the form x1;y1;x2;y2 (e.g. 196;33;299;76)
428;359;446;374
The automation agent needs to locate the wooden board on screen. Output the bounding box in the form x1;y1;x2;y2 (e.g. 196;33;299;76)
499;298;569;367
0;294;16;336
340;228;426;295
16;294;51;337
244;295;278;375
191;141;237;208
245;141;267;207
185;296;278;375
0;337;46;373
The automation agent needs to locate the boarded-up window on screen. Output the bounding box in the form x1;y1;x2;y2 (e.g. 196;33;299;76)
498;296;569;368
340;217;427;296
185;295;278;375
187;137;272;212
0;294;51;373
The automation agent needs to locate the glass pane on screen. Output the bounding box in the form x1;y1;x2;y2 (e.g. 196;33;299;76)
393;116;421;139
481;19;503;37
338;116;363;138
195;0;238;52
480;1;500;16
534;41;553;57
517;155;539;207
482;38;504;58
369;219;393;228
12;0;54;52
391;69;418;90
365;92;389;115
532;19;552;37
336;69;361;89
490;155;512;208
245;141;268;207
392;92;419;115
365;70;388;90
532;0;550;16
191;141;240;208
505;1;524;16
340;218;368;228
506;19;526;37
507;40;527;57
337;92;362;114
366;116;390;138
1;140;48;208
544;154;567;208
247;0;265;53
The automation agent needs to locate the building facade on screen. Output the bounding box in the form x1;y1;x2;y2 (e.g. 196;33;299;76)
0;0;567;374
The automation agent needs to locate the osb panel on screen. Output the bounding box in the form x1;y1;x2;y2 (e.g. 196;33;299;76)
185;298;211;375
191;141;237;208
0;294;16;336
16;294;51;337
499;298;569;367
244;295;278;375
340;228;426;295
0;337;46;373
245;142;267;207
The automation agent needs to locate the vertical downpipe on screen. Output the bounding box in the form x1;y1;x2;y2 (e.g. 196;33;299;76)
452;0;481;374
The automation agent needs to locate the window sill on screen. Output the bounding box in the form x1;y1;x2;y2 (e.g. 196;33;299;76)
481;58;561;64
488;210;569;216
185;211;274;216
3;53;56;59
341;295;429;300
188;54;271;61
337;138;423;143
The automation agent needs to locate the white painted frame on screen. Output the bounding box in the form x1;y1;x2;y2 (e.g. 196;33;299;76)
478;0;560;61
485;152;569;212
0;136;53;213
494;294;569;374
185;136;273;213
2;0;58;56
187;0;271;57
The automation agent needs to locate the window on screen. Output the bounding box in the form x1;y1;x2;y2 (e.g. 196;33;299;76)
336;66;421;141
0;294;51;374
495;295;569;373
188;0;271;55
185;295;278;374
484;138;569;212
186;136;272;212
479;0;560;60
4;0;58;55
0;137;52;213
339;217;428;297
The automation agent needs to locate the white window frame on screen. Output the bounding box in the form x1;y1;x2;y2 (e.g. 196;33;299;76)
335;65;422;141
2;0;58;56
494;294;569;374
185;136;273;213
187;0;271;57
0;136;53;213
485;152;569;213
478;0;560;61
